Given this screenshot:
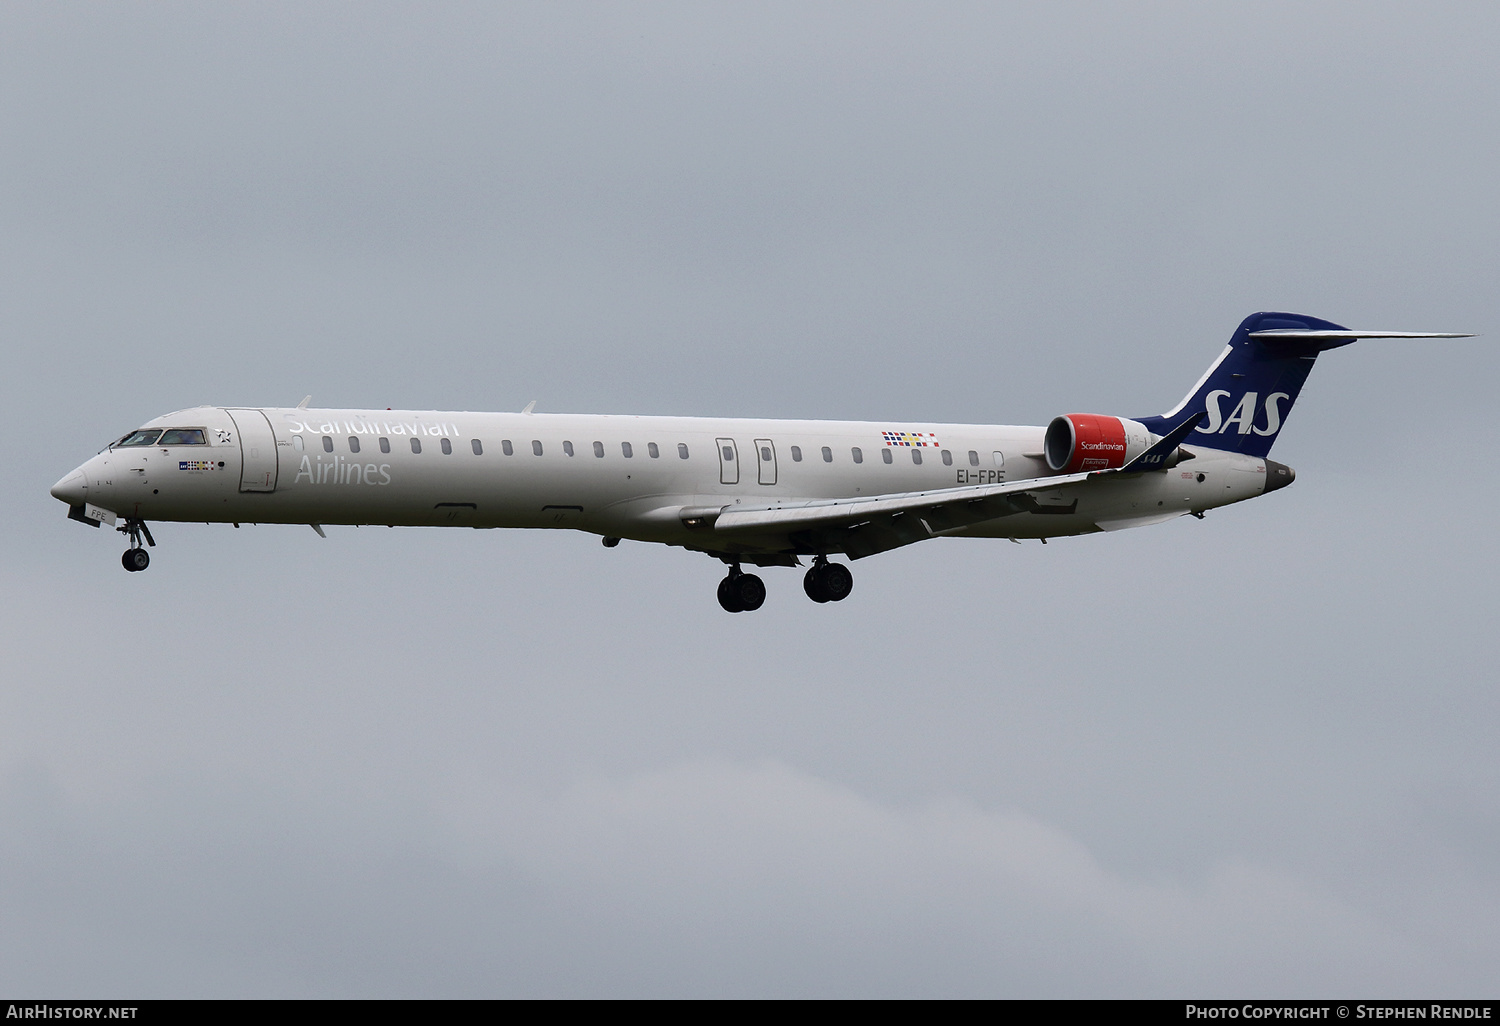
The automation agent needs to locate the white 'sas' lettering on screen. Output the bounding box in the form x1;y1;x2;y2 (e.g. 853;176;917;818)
1197;391;1290;436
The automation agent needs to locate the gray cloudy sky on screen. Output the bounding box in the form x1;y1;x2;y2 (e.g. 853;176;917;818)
3;1;1498;997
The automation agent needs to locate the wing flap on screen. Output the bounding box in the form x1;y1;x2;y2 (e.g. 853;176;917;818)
714;468;1092;546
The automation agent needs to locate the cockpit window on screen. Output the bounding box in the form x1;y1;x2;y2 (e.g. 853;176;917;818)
117;429;162;447
158;429;207;445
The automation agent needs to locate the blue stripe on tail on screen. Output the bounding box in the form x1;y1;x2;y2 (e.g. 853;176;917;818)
1136;312;1352;459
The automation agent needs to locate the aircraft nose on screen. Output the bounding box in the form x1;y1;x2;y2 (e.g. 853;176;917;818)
50;468;87;506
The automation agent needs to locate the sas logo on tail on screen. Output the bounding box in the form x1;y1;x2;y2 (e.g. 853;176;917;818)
1196;391;1291;436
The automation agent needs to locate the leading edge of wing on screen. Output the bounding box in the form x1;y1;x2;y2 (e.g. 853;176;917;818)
712;471;1096;535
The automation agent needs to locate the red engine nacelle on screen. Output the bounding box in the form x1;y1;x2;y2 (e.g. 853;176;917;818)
1044;414;1152;472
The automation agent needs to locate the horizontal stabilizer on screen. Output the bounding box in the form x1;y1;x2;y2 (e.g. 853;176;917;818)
1248;330;1473;340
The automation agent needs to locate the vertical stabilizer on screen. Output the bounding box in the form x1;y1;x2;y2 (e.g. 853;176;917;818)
1137;312;1353;458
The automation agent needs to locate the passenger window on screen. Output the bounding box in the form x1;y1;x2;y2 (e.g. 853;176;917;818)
379;437;390;454
968;450;979;466
851;447;863;464
622;442;633;458
678;443;689;459
564;440;575;457
292;435;305;452
323;436;334;452
760;445;772;461
912;449;922;465
117;429;163;447
721;446;734;461
821;446;833;463
882;448;893;464
532;440;543;456
993;451;1005;467
410;438;421;454
594;441;605;458
441;438;453;455
941;449;952;466
790;445;802;462
648;442;660;458
502;440;514;456
349;436;361;453
159;429;206;445
471;439;483;455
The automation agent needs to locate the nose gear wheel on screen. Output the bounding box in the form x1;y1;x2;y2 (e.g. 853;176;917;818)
117;518;156;572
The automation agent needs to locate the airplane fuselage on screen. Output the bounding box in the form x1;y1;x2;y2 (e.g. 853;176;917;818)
57;404;1275;559
67;310;1456;610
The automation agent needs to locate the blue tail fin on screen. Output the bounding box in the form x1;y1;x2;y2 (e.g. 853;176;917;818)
1136;312;1353;459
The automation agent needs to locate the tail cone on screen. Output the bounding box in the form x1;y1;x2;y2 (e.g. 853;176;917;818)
1264;460;1295;494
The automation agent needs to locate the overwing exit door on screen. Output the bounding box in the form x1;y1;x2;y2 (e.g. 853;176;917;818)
754;438;776;485
716;438;739;485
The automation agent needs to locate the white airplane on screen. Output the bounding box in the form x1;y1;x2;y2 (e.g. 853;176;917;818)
51;313;1468;611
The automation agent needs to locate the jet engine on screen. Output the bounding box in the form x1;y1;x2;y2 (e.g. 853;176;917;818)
1044;414;1154;472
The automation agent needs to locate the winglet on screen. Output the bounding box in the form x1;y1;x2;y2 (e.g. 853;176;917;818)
296;396;312;409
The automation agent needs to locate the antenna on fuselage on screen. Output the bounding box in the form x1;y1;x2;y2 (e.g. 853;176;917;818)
522;400;537;414
296;396;311;409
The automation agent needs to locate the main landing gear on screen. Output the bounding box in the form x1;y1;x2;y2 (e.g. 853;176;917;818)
118;518;155;572
803;557;853;604
714;558;854;612
717;566;766;613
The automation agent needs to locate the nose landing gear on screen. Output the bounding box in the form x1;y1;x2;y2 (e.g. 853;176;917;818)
716;566;766;613
118;518;155;572
803;557;853;603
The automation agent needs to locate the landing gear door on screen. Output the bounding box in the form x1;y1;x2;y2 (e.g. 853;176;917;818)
716;438;739;485
754;438;776;485
226;409;279;492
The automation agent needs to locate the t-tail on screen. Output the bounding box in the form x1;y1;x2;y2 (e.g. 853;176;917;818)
1137;311;1471;459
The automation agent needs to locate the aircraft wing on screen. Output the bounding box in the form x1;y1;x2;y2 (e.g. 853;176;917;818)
712;470;1096;559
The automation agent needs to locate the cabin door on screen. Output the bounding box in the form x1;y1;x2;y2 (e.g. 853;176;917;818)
226;409;279;492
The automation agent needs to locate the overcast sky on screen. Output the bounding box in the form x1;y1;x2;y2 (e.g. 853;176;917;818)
3;1;1498;997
